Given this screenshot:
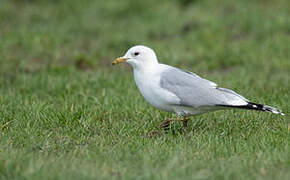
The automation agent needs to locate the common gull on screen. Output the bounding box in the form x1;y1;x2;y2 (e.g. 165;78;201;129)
113;45;284;128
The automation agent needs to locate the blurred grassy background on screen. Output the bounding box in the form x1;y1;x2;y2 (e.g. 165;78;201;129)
0;0;289;179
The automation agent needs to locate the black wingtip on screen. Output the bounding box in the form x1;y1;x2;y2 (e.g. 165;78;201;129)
217;102;285;115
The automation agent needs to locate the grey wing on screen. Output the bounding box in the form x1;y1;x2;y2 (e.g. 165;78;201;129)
179;69;217;87
159;67;248;107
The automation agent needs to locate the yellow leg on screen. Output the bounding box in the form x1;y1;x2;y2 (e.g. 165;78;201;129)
159;119;174;130
159;117;182;130
160;116;190;130
182;116;190;128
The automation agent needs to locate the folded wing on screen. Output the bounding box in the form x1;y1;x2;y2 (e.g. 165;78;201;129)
159;67;248;107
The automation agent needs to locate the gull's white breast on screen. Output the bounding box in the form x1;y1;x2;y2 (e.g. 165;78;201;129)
133;65;180;112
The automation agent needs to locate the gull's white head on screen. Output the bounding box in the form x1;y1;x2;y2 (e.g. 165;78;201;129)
113;45;158;69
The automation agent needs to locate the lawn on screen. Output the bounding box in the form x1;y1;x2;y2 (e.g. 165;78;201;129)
0;0;289;179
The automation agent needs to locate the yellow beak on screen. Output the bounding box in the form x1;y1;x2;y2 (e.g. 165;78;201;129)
112;57;128;65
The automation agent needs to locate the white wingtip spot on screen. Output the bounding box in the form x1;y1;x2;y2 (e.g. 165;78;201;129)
272;110;285;116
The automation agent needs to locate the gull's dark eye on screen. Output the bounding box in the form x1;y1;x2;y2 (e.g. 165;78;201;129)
134;52;140;56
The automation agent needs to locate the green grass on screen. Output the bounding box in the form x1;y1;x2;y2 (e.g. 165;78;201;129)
0;0;289;179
